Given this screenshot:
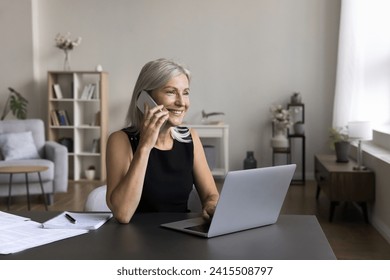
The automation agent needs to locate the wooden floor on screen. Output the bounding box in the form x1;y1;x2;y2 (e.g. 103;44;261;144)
1;180;390;260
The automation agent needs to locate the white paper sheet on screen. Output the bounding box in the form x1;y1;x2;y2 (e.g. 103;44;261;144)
0;211;31;230
0;212;88;255
0;211;30;222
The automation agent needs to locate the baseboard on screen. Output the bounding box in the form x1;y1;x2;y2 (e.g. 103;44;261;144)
371;216;390;244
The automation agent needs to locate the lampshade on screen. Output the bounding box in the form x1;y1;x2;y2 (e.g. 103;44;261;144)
348;121;373;140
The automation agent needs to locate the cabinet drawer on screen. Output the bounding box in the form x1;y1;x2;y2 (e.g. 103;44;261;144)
329;172;375;202
314;157;328;183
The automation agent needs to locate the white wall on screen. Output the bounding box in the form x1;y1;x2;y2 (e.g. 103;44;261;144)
366;154;390;243
2;0;341;174
0;0;35;119
360;130;390;243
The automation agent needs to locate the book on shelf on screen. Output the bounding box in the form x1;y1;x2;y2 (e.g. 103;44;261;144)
64;110;71;125
56;110;66;126
80;84;90;99
80;83;97;100
56;110;71;126
88;84;96;99
53;84;63;99
50;110;60;126
91;138;100;153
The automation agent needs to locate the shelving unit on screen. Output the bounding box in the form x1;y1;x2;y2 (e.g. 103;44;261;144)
287;103;305;185
272;103;305;185
47;71;108;181
288;134;306;184
187;124;229;178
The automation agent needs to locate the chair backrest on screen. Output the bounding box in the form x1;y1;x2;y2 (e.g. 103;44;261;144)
84;185;203;213
84;185;111;212
0;119;46;157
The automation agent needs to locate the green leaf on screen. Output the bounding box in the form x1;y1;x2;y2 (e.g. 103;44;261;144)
9;94;28;119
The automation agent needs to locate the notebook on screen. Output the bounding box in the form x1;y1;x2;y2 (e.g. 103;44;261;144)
161;164;296;238
42;211;112;230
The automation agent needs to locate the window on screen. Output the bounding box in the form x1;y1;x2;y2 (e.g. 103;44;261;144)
332;0;390;130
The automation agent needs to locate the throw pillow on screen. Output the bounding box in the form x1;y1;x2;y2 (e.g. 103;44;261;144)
0;131;40;161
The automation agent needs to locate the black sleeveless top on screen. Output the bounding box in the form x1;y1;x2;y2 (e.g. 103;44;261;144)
122;127;194;213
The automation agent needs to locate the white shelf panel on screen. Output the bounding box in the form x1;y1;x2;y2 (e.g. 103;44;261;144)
187;124;229;177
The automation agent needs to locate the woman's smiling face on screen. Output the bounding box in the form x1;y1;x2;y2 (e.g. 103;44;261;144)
151;73;190;127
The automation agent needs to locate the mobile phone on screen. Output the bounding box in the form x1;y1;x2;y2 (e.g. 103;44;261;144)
136;90;158;114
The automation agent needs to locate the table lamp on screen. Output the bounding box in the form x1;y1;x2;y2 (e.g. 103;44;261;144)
348;121;372;170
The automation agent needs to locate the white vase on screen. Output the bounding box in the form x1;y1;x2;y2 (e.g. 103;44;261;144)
85;169;95;180
271;129;289;148
63;50;71;71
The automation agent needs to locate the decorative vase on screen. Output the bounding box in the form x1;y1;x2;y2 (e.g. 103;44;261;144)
243;151;257;169
271;128;289;148
291;92;302;104
85;169;95;180
334;141;350;163
293;122;305;135
63;50;71;71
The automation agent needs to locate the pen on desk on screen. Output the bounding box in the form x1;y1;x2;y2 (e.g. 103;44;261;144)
65;213;77;224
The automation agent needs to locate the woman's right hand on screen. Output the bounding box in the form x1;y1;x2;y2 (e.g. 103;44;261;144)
138;104;169;150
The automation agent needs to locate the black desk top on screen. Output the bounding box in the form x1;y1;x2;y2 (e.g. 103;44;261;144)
1;212;336;260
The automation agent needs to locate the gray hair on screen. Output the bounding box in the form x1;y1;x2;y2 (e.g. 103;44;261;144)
125;58;191;133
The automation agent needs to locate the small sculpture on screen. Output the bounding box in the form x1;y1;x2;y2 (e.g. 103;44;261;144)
291;92;302;104
201;110;225;125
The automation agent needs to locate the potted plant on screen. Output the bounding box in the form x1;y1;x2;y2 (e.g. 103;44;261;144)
0;87;28;120
329;127;350;162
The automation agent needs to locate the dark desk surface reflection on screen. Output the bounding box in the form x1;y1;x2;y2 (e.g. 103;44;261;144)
1;212;336;260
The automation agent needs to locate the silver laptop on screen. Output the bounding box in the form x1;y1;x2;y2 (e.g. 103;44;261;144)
161;164;296;238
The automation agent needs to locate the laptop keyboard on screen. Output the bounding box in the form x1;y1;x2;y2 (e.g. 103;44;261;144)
185;223;210;233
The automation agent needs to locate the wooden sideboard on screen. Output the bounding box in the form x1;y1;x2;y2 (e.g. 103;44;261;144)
314;154;375;222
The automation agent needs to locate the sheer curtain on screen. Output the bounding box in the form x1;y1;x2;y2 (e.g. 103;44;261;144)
333;0;390;129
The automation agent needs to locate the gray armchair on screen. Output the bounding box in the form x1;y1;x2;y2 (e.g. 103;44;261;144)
0;119;68;204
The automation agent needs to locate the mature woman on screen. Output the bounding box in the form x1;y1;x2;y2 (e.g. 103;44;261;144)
106;58;219;223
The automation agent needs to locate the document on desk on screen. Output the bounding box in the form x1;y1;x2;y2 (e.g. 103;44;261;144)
42;211;113;230
0;211;31;229
0;215;88;255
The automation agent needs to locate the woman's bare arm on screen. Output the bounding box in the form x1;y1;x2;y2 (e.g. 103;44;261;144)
191;129;219;219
